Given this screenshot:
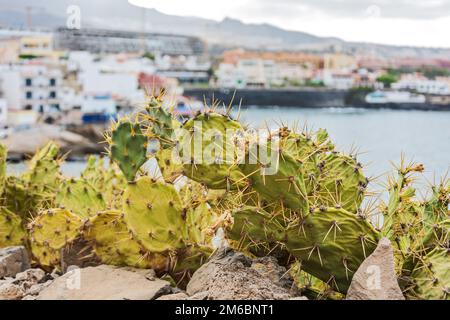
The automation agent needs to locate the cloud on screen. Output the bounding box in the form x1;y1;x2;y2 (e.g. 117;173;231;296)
248;0;450;20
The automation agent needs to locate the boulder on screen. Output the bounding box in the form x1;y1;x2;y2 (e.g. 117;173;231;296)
186;248;299;300
0;247;30;279
37;265;172;300
0;281;25;300
346;237;405;300
156;292;189;300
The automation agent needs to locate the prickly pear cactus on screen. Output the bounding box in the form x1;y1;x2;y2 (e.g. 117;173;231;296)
108;119;148;181
381;162;427;270
290;261;344;300
81;157;127;209
284;207;380;292
180;112;244;190
185;202;218;245
226;206;286;255
85;210;168;270
55;178;105;218
81;156;106;191
3;176;42;219
226;205;380;293
142;97;176;149
403;246;450;300
123;177;187;253
0;208;26;247
313;153;367;213
239;146;309;214
28;208;85;268
155;147;183;184
22;141;62;193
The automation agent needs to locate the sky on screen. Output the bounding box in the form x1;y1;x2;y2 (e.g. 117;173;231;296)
129;0;450;48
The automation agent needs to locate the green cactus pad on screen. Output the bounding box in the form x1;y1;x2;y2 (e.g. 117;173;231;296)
123;177;187;253
143;99;176;149
0;207;26;247
110;120;148;181
285;207;380;292
30;242;61;269
240;147;309;214
156;147;184;183
290;261;344;300
28;208;84;250
404;247;450;300
22;141;61;192
185;202;218;245
181;112;244;190
85;210;168;270
55;178;106;218
313;153;367;213
227;206;287;255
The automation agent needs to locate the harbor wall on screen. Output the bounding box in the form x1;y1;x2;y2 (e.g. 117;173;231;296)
183;88;450;111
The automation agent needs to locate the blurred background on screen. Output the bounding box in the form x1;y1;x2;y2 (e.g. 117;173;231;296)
0;0;449;188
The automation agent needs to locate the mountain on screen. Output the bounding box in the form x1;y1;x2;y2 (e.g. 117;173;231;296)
1;0;449;58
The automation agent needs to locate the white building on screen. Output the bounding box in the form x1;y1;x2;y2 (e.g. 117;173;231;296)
322;70;355;90
0;63;65;112
216;58;315;88
392;77;450;95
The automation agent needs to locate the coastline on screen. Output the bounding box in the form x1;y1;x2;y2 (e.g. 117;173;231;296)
184;88;450;111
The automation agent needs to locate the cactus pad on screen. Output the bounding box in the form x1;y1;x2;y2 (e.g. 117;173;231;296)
109;120;148;181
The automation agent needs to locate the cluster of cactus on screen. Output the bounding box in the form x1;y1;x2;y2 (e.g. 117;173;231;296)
380;160;449;299
0;94;448;299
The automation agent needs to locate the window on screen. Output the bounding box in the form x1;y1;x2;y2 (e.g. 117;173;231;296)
49;91;57;99
25;78;32;86
26;91;33;99
49;78;56;86
25;105;32;110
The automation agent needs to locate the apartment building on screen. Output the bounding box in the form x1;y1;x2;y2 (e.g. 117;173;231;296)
0;63;64;112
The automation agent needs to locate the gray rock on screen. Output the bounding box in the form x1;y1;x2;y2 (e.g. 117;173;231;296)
0;247;30;279
27;280;53;296
186;248;299;300
0;282;25;300
346;237;405;300
251;256;294;289
15;269;46;283
156;292;189;300
188;291;209;300
37;265;172;300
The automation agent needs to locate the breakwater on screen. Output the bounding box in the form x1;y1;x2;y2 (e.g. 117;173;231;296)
184;88;450;111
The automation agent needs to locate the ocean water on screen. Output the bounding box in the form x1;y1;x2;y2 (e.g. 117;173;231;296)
8;107;450;193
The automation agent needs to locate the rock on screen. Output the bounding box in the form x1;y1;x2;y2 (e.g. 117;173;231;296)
186;248;298;300
251;256;293;289
15;269;46;284
189;291;209;300
156;292;189;300
0;247;30;279
346;237;405;300
289;297;309;300
27;280;53;296
37;265;172;300
0;282;25;300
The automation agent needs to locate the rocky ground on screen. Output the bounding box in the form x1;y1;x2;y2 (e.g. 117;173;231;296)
0;238;405;300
